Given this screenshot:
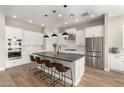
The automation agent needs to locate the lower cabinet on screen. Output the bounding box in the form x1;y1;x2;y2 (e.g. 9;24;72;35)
5;59;22;68
110;54;124;72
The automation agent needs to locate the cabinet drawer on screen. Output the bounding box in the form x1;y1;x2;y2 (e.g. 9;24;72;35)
110;54;124;71
6;59;22;68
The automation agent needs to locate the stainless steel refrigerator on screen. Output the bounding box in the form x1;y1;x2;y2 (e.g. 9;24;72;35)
85;37;104;70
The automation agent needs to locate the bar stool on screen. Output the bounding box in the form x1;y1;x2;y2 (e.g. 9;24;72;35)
43;60;55;86
53;62;73;87
35;56;45;78
29;55;36;73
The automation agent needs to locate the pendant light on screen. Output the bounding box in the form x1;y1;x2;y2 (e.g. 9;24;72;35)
52;33;58;38
62;32;68;37
44;34;49;38
62;5;69;37
51;10;58;38
43;14;49;39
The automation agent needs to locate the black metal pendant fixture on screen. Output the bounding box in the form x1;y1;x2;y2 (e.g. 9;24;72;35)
52;33;58;38
44;34;49;38
62;32;68;37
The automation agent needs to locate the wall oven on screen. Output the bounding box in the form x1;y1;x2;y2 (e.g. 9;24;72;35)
8;51;21;60
8;37;22;60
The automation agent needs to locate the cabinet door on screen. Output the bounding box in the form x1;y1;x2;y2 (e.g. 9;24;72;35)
6;26;22;39
85;28;94;37
110;55;124;71
85;25;103;37
76;31;85;45
35;33;43;45
93;26;103;37
23;30;31;45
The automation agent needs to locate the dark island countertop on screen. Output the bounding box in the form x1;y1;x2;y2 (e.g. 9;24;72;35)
33;52;85;62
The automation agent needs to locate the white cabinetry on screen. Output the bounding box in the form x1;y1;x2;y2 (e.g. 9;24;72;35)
23;30;43;45
22;46;42;64
6;59;22;68
110;54;124;72
76;30;85;45
5;26;23;68
6;26;23;39
122;25;124;48
85;25;104;37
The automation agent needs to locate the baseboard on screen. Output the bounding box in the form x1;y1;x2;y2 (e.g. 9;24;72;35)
104;68;110;72
0;68;5;71
110;69;124;73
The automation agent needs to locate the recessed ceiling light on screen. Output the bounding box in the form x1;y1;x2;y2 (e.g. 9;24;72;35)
65;22;68;25
41;24;44;27
91;14;95;18
56;24;59;27
58;14;62;17
13;15;16;18
29;20;32;23
75;19;79;22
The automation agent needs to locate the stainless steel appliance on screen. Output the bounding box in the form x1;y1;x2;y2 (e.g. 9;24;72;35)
8;38;22;60
64;33;76;40
85;37;104;69
8;51;21;60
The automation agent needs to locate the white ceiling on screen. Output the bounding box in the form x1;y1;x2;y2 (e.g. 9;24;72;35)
0;5;124;28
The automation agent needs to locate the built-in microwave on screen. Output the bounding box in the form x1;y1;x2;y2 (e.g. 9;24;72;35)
64;33;76;40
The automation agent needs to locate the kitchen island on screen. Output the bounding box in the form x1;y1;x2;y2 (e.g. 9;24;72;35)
33;52;85;86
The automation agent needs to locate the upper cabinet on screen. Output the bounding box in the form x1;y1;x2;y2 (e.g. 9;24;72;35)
85;25;104;37
76;30;85;45
23;30;43;45
6;26;23;39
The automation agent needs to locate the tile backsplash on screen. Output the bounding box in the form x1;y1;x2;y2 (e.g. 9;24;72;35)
61;40;85;51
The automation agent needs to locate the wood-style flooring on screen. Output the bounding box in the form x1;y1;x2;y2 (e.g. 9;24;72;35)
0;64;124;87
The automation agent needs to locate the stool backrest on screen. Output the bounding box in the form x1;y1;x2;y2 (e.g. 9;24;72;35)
35;56;41;64
54;63;66;72
44;60;54;68
29;55;35;62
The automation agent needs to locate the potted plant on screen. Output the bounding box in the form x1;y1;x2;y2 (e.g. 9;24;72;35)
52;43;58;54
52;43;61;54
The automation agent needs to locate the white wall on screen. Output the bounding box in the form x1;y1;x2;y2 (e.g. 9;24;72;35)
0;14;5;70
108;16;124;49
104;14;109;71
107;15;124;71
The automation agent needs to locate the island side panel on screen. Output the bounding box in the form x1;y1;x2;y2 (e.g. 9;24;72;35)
74;57;85;86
